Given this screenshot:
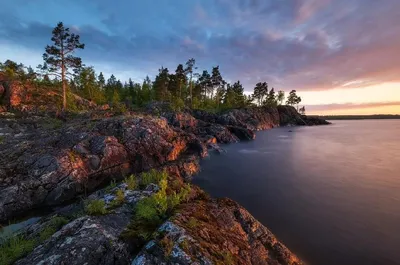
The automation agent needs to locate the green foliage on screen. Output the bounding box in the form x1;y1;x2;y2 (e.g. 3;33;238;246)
84;199;107;216
179;238;190;253
0;136;4;144
0;235;36;265
124;171;191;241
124;175;137;190
277;90;285;105
286;90;302;109
170;96;185;112
104;178;117;193
140;169;168;188
221;252;235;265
109;179;117;189
39;216;68;241
263;88;278;107
39;226;57;241
48;216;69;229
0;215;68;265
187;217;199;229
109;189;125;209
65;91;81;112
115;189;125;203
40;22;85;111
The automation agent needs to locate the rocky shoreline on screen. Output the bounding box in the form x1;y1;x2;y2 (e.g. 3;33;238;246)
0;104;329;264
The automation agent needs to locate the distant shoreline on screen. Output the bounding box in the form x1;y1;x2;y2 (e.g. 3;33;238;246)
313;115;400;120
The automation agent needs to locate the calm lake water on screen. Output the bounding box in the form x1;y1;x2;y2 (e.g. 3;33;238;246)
193;120;400;265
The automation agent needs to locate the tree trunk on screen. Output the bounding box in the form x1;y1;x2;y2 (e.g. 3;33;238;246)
189;74;193;107
61;61;66;111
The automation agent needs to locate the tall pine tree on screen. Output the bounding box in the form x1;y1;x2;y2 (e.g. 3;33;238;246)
41;22;85;111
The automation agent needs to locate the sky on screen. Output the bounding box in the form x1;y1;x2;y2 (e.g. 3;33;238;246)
0;0;399;115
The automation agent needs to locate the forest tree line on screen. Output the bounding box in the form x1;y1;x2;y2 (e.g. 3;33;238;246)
0;22;305;114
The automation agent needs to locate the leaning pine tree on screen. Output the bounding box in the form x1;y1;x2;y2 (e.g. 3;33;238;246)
40;22;85;111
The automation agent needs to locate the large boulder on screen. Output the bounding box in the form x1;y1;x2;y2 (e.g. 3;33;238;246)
277;105;330;126
133;198;303;265
0;115;205;222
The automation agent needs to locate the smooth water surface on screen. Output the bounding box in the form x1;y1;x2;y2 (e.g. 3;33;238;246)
193;120;400;265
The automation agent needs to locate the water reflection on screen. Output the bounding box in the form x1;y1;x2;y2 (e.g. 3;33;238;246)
194;120;400;265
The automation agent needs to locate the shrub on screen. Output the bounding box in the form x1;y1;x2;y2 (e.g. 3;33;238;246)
124;175;137;190
124;170;192;242
140;169;168;188
0;235;36;265
170;97;185;112
84;199;107;215
48;216;69;228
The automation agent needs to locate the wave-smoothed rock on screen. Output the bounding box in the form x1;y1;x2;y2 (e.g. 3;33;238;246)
0;105;328;223
135;197;303;265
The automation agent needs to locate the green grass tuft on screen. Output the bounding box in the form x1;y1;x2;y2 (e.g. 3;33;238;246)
187;217;199;229
84;199;108;216
123;170;192;242
124;175;137;190
105;179;118;193
0;235;36;265
39;226;56;242
109;189;126;209
140;169;168;188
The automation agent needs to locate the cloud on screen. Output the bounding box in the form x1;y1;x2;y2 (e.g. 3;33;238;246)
0;0;399;92
307;101;400;112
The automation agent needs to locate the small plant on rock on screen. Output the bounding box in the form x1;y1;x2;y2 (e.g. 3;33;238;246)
84;199;107;215
140;169;168;188
160;235;174;257
39;216;69;241
187;217;199;229
124;174;137;190
109;189;125;209
0;235;36;265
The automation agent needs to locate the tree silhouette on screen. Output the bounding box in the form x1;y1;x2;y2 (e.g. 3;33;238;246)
277;90;285;105
40;22;85;111
175;64;186;98
286;90;302;111
185;58;196;106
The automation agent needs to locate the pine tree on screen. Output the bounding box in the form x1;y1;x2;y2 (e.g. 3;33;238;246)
175;64;186;99
211;66;224;99
211;66;225;108
98;72;105;90
105;74;117;102
153;67;170;101
264;87;277;107
232;81;245;108
40;22;85;111
185;58;196;106
141;76;153;105
253;82;263;106
277;90;285;105
198;70;211;99
286;90;302;111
